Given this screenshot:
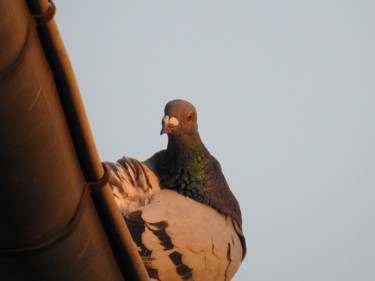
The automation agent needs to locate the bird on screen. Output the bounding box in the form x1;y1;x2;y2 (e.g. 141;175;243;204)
104;99;246;281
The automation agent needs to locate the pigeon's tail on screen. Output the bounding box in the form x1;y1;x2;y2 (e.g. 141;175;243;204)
103;157;161;216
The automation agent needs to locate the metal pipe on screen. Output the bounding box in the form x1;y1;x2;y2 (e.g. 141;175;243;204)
0;1;148;280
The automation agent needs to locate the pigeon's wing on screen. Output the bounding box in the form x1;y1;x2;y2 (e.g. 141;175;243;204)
104;157;161;216
126;189;244;281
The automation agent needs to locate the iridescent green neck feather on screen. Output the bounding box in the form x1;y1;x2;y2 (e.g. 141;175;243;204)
162;135;212;202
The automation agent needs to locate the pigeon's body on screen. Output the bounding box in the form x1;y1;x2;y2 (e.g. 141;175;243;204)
105;100;246;281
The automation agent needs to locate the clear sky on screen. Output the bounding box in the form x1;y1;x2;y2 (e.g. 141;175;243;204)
54;1;375;280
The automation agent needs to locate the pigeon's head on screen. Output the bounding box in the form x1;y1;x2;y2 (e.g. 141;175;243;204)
160;99;198;137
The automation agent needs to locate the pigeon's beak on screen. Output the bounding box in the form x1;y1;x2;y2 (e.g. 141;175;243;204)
160;115;179;135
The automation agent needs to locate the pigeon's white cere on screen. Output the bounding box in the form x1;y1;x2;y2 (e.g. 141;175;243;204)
162;115;179;128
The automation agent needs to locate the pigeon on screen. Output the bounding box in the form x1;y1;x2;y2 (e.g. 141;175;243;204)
104;99;246;281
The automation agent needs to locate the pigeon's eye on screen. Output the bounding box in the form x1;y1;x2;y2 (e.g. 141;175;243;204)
186;113;193;122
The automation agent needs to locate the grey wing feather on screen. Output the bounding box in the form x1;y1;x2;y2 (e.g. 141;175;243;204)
126;190;243;281
104;157;161;216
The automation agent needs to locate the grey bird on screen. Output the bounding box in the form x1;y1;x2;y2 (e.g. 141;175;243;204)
104;99;246;281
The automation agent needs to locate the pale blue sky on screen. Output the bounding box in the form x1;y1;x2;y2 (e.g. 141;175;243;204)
55;1;375;280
